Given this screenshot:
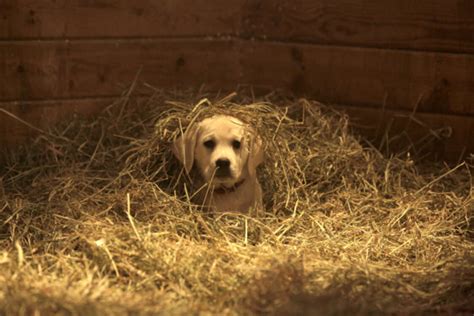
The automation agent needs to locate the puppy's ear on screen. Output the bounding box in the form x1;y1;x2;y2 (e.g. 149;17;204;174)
247;129;264;178
173;122;200;174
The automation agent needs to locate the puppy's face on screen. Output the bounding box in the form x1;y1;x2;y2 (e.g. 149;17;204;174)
194;116;247;185
173;115;263;187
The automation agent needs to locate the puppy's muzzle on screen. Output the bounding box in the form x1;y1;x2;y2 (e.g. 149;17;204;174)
215;158;232;178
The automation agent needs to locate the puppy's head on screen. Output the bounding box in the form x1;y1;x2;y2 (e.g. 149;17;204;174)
173;115;263;186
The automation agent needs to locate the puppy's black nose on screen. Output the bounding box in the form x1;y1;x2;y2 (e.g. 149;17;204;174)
215;158;231;169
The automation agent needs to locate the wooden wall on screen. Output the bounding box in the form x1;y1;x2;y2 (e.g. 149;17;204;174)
1;1;473;160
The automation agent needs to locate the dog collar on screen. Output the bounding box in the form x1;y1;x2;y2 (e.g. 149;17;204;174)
213;179;246;194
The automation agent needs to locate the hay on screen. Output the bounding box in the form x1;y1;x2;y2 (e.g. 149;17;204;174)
0;87;473;315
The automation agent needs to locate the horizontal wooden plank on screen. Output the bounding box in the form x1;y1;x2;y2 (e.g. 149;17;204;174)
3;39;474;117
239;41;474;116
0;97;111;146
335;105;474;161
2;39;474;116
242;0;474;54
0;0;241;39
4;0;474;55
1;98;472;162
0;39;240;101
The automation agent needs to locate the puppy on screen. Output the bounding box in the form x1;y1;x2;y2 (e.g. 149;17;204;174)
173;115;263;212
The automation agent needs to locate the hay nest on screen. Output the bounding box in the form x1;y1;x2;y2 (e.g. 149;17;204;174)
0;88;473;315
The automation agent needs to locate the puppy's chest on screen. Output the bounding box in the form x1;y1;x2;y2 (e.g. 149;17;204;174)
192;181;257;212
211;187;254;212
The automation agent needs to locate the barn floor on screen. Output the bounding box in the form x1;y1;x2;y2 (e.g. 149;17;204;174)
0;89;473;315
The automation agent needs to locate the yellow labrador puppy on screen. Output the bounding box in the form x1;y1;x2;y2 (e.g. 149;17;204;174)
173;115;263;212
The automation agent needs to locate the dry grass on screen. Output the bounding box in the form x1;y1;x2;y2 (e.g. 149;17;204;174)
0;87;473;315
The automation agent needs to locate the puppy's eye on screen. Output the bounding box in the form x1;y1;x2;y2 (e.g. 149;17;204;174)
232;140;241;150
203;140;215;150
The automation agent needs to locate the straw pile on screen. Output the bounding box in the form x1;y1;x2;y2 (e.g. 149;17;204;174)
1;87;473;315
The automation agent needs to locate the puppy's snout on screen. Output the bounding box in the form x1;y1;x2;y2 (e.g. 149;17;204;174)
215;158;232;178
215;158;231;169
